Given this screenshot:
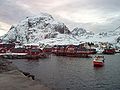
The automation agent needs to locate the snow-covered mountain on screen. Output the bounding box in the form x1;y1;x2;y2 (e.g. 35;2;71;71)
96;28;120;43
71;27;120;47
1;12;120;46
72;27;94;36
2;13;71;44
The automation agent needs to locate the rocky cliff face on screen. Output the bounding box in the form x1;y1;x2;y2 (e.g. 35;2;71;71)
72;27;94;36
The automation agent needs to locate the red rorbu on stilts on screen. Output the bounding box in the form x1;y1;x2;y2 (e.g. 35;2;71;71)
0;43;47;59
52;45;95;58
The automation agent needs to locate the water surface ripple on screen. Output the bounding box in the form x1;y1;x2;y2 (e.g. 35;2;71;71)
11;54;120;90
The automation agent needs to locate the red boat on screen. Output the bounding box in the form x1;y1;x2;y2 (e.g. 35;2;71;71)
102;48;115;54
93;56;105;67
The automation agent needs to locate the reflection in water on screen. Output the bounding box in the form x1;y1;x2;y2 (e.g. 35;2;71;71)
11;54;120;90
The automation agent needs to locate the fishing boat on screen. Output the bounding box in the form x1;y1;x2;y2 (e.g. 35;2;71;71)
102;48;115;54
93;56;105;67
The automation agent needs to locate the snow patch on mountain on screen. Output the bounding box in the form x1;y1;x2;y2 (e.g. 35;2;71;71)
71;27;120;47
2;13;70;44
1;12;120;47
39;34;79;45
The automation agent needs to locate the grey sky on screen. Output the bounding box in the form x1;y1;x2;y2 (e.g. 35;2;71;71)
0;0;120;36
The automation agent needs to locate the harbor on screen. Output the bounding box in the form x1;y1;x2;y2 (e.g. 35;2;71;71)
0;1;120;89
8;53;120;90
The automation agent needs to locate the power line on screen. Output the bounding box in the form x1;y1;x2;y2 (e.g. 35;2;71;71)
114;25;120;31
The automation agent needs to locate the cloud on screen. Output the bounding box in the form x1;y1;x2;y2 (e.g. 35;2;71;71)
50;0;120;32
0;0;120;34
51;0;120;23
0;22;11;30
0;0;70;24
0;0;33;24
0;21;11;36
0;30;8;36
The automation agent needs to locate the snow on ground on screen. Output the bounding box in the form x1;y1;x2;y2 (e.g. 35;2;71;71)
78;35;118;43
39;34;79;45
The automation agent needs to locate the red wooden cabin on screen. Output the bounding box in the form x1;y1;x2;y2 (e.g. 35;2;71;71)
43;47;52;53
52;45;67;56
24;45;39;49
27;49;46;59
11;48;28;53
0;49;6;53
65;45;76;56
0;43;15;53
52;45;60;54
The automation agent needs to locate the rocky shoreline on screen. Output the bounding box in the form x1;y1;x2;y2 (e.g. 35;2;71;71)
0;59;51;90
0;59;16;73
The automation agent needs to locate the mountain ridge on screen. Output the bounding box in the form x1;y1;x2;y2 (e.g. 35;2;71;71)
1;13;120;47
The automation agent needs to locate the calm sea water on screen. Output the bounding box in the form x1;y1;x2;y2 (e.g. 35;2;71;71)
10;54;120;90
